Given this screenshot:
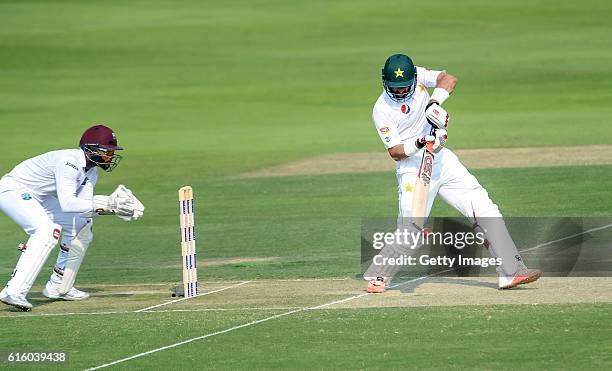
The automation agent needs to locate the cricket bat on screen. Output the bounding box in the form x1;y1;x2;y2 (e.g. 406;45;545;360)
411;141;435;230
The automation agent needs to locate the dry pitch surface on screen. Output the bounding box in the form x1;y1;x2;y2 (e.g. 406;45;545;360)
2;277;610;319
240;145;612;178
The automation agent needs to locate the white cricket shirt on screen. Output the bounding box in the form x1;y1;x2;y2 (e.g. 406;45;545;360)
372;66;442;174
4;149;98;213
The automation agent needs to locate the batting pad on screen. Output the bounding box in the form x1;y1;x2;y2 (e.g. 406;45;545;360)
6;223;61;295
59;222;93;295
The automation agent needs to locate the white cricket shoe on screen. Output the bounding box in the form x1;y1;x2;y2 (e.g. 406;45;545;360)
0;288;32;311
42;281;90;301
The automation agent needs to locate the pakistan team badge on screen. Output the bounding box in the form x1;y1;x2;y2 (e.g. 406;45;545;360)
21;193;32;200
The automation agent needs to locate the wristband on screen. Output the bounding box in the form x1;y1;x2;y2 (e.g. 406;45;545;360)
404;141;421;157
430;88;450;105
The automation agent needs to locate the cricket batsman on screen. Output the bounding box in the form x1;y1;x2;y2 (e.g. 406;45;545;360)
0;124;144;311
365;54;541;293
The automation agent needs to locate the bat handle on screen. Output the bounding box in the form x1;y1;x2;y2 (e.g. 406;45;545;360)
425;141;434;152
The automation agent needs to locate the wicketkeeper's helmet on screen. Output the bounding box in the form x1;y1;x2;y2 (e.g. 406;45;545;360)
79;124;123;172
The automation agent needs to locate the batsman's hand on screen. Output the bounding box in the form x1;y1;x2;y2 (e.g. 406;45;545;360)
425;101;449;129
415;128;447;153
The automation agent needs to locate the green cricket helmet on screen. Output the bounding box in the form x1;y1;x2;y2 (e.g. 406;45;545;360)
381;54;417;102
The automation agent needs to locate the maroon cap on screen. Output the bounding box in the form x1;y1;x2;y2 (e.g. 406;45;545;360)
79;124;123;150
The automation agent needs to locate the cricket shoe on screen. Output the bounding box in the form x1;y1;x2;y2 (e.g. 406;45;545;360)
498;268;542;289
367;277;387;293
42;281;90;301
0;288;32;312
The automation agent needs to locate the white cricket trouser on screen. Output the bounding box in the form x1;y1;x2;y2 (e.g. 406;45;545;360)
396;147;523;276
363;148;524;281
397;147;499;219
0;176;91;295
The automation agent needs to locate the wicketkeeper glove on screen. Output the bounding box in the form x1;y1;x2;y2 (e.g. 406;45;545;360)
92;194;135;217
109;185;145;221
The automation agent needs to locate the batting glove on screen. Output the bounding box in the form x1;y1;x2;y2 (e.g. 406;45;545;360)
415;128;447;153
425;101;449;129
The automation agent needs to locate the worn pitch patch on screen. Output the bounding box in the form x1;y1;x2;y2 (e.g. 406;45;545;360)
327;277;612;309
239;145;612;178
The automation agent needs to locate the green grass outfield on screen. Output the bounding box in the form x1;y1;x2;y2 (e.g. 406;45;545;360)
3;304;610;370
0;0;611;369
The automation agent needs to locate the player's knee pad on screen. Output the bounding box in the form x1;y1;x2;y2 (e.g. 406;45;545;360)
26;222;62;268
30;222;62;248
58;223;93;294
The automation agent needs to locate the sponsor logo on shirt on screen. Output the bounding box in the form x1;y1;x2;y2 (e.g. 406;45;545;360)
401;104;410;114
65;162;79;171
379;127;389;134
384;137;391;143
21;193;32;200
53;229;61;240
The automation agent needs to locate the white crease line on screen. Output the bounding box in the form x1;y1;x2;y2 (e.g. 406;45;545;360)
0;307;303;319
0;310;129;318
307;275;437;311
520;222;612;254
270;278;350;282
85;308;307;371
84;275;431;371
145;307;304;314
133;281;252;313
95;283;184;287
82;278;350;288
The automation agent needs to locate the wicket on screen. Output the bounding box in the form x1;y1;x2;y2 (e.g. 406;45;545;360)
179;186;198;298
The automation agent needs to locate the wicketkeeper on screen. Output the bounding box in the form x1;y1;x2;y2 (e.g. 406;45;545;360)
365;54;541;293
0;124;144;311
